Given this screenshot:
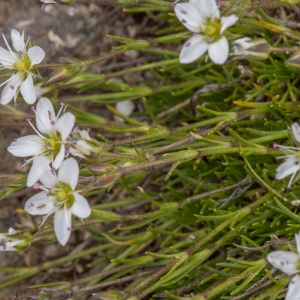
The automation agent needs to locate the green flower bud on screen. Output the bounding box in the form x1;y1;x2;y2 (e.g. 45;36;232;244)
85;164;118;175
93;290;126;300
95;174;120;191
46;57;89;85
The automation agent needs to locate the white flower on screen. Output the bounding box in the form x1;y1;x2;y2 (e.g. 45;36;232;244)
25;157;91;246
0;29;45;105
174;0;238;64
7;97;75;187
275;123;300;188
267;232;300;300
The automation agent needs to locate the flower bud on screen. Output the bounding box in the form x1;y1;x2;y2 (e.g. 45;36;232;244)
85;164;118;175
0;228;31;252
95;174;119;189
41;0;75;5
286;51;300;70
56;0;75;4
46;57;88;85
84;164;120;190
232;37;272;60
69;127;103;158
93;290;126;300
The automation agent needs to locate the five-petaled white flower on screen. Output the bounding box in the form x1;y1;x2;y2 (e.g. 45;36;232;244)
174;0;238;64
275;123;300;189
25;157;91;246
267;232;300;300
7;97;75;187
0;29;45;105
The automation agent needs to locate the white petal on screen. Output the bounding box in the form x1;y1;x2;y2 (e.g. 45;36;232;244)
7;135;44;157
24;191;54;215
54;208;72;246
71;193;91;218
0;73;23;105
39;161;58;187
191;0;220;19
286;275;300;300
77;129;91;141
28;46;45;68
208;36;229;65
267;251;299;275
4;240;22;251
232;37;251;48
179;35;208;64
220;15;239;34
55;112;75;141
1;84;15;105
8;228;17;235
0;47;17;68
174;3;204;33
276;158;300;179
36;98;56;135
69;147;85;158
20;75;36;104
58;157;78;189
292;123;300;144
232;37;252;55
27;156;51;187
52;145;65;170
115;100;135;122
295;232;300;254
11;29;25;53
76;140;91;153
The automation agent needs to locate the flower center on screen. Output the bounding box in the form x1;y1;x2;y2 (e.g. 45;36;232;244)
56;183;75;209
13;54;31;72
44;135;63;159
203;19;222;41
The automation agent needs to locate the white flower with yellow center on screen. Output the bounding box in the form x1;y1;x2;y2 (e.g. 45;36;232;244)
267;232;300;300
25;157;91;246
0;29;45;105
7;97;75;187
174;0;238;64
275;123;300;188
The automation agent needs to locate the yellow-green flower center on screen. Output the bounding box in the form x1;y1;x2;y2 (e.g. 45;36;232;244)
56;183;75;209
203;19;222;41
13;54;31;72
44;135;63;159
